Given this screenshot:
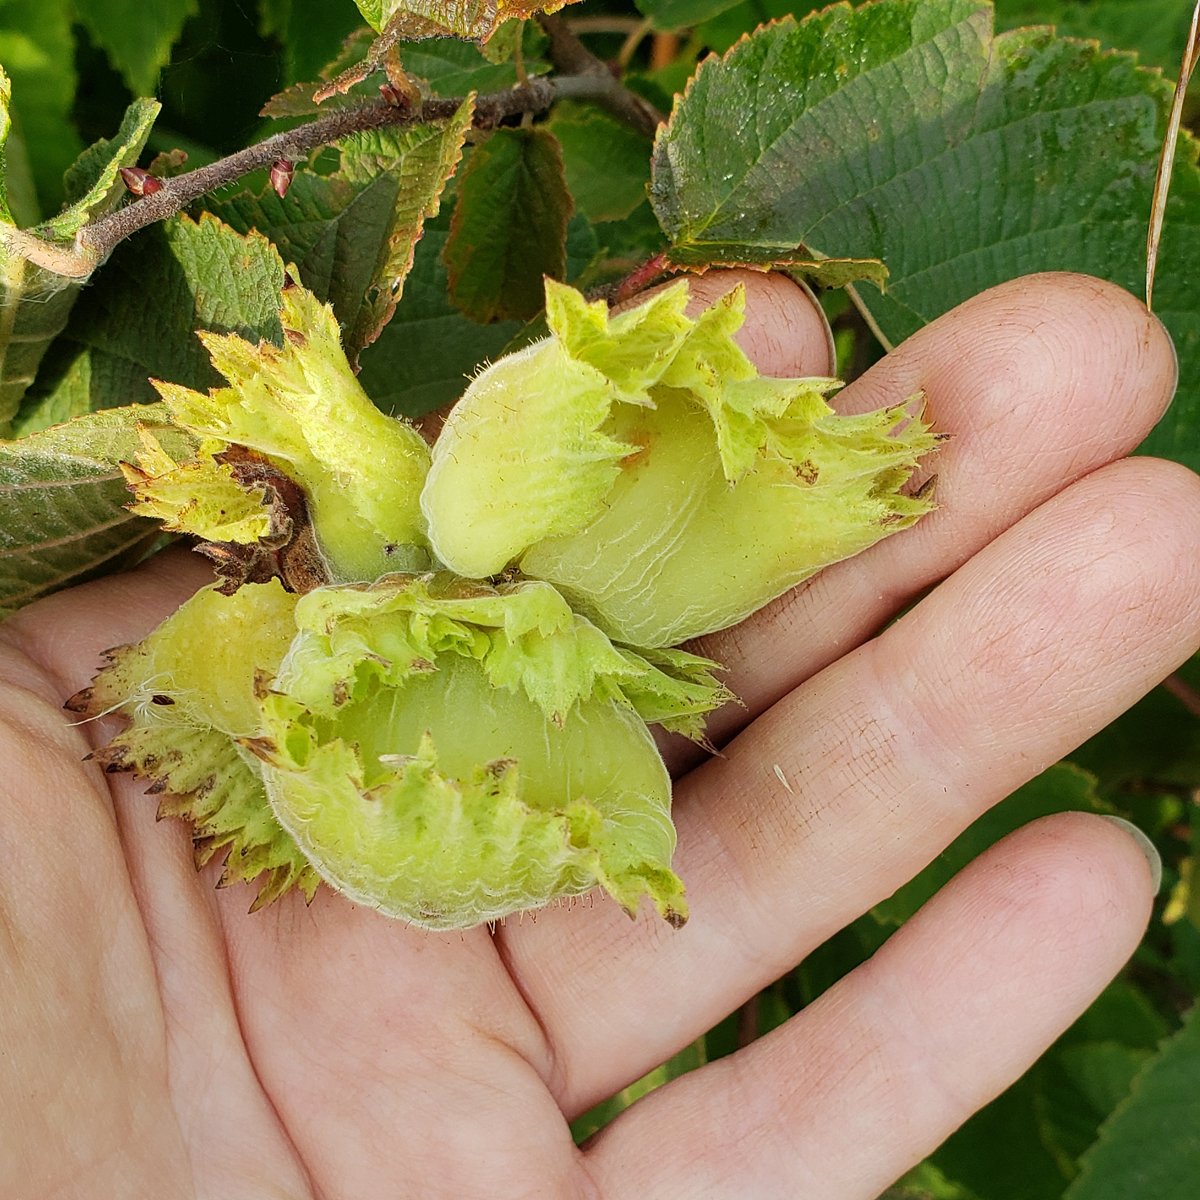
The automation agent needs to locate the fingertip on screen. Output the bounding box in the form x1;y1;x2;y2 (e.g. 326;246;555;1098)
986;810;1157;953
844;272;1177;460
623;268;836;378
683;269;836;377
990;812;1160;997
1097;815;1163;895
1018;271;1178;422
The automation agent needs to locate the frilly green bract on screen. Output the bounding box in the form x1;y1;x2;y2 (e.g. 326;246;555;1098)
276;571;729;732
422;279;937;648
120;426;275;545
248;573;692;929
72;580;321;907
152;279;432;583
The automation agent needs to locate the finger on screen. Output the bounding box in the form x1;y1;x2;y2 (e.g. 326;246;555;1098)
645;268;836;377
3;545;211;702
2;554;322;1195
495;457;1200;1113
583;812;1157;1199
692;272;1177;748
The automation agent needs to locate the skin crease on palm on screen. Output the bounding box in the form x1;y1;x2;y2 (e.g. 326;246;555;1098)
0;270;1198;1200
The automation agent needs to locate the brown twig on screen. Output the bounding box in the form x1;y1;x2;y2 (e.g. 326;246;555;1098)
735;994;760;1049
613;251;670;304
20;72;656;279
73;82;555;274
1164;672;1200;720
538;13;666;139
1146;0;1200;308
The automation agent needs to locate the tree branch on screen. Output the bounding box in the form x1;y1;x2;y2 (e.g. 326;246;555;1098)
76;81;556;272
1164;672;1200;720
537;13;666;139
17;47;666;282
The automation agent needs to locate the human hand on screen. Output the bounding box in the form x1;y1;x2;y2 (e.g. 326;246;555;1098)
1;270;1195;1199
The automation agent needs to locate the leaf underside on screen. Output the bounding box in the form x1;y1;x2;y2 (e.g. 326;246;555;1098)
0;405;194;618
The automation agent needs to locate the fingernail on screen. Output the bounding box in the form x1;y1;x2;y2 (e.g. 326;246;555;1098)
789;274;837;374
1099;815;1162;893
1152;312;1180;398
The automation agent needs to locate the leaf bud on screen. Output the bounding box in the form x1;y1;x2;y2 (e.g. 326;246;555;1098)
269;159;294;198
119;166;163;197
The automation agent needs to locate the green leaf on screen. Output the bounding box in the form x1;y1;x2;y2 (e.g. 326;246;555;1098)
994;0;1200;73
0;95;159;434
444;127;573;323
932;1072;1070;1200
650;0;1200;469
549;102;652;224
398;27;548;95
210;98;473;360
0;404;193;617
1066;979;1172;1051
16;213;284;435
874;763;1114;926
74;0;198;97
590;199;669;270
1071;656;1200;793
49;98;161;240
635;0;745;33
1038;1042;1153;1170
0;0;80;217
883;1162;983;1200
1065;1006;1200;1200
258;0;367;85
352;0;580;41
357;206;521;417
400;36;520;93
694;0;837;55
665;243;890;290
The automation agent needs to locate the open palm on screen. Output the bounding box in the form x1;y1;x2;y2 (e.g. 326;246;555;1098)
3;270;1197;1200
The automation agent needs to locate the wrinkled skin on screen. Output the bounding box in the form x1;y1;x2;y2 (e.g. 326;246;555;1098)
2;270;1198;1200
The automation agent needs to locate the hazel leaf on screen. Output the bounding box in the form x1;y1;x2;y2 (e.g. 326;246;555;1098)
74;0;196;98
444;126;573;324
0;87;160;433
355;204;523;419
650;0;1200;469
209;99;475;363
353;0;581;41
14;214;285;437
0;404;193;618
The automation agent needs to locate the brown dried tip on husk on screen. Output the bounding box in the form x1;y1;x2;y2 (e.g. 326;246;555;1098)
72;582;322;911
